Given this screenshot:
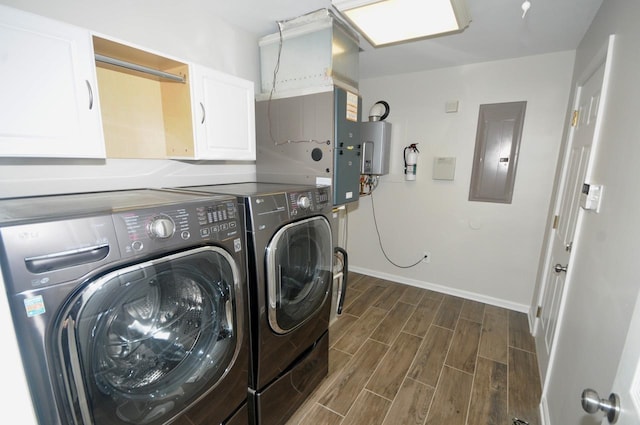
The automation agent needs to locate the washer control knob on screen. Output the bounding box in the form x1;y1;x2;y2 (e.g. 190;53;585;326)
297;196;311;209
148;215;175;239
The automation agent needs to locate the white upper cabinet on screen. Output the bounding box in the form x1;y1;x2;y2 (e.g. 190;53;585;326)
187;65;256;161
95;38;256;162
0;5;105;158
0;5;255;161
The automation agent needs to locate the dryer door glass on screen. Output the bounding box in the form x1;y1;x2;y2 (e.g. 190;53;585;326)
266;216;332;334
55;246;243;425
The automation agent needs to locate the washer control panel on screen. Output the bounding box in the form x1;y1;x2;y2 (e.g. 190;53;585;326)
114;199;240;257
194;201;238;240
147;214;176;239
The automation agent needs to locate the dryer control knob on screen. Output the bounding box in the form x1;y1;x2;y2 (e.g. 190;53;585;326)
297;196;311;209
148;215;175;239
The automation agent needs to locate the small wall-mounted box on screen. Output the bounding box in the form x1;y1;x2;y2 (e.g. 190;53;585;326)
433;157;456;180
445;100;459;113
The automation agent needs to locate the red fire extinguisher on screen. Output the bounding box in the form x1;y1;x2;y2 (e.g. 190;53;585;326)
404;143;419;181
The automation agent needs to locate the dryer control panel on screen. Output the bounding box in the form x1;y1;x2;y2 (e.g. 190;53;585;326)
287;187;331;218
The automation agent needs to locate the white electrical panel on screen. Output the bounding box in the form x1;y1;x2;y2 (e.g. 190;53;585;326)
580;183;603;212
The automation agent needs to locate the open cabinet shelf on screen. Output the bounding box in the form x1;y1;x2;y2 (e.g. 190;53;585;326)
93;36;194;159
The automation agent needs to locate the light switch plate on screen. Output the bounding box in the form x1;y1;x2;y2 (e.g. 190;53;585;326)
580;183;603;212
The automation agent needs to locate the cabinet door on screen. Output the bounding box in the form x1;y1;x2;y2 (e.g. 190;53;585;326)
191;65;256;160
0;5;105;158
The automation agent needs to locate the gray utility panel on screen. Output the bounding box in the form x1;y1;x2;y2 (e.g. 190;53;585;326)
255;86;362;206
469;101;527;204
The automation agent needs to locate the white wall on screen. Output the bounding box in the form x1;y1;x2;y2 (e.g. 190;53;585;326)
542;1;640;423
348;51;575;311
0;0;259;82
0;0;260;198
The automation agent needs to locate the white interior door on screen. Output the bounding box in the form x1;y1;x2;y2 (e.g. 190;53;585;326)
535;57;608;384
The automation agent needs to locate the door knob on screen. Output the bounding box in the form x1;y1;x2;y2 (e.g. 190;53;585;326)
554;264;568;273
581;388;620;424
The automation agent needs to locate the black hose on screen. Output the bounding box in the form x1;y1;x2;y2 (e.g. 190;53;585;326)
334;246;348;315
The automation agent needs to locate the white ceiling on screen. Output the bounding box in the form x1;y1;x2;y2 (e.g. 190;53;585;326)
215;0;603;79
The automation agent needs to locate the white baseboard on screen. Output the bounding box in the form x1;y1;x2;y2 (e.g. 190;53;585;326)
349;265;529;313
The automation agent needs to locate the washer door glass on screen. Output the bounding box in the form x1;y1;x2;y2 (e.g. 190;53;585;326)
56;247;242;425
266;216;332;334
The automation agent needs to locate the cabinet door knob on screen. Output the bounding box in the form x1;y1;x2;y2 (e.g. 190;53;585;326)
200;102;206;124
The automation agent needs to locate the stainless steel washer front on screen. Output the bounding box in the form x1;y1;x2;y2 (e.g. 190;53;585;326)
0;189;249;425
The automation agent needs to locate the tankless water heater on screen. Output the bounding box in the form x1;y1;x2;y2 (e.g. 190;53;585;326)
361;121;391;175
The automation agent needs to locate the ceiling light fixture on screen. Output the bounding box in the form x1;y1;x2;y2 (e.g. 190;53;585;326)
331;0;471;47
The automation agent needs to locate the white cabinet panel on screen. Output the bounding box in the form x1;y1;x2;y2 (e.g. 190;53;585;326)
0;5;105;158
190;65;256;160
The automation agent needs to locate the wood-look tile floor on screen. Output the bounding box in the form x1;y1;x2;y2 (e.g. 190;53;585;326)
285;273;542;425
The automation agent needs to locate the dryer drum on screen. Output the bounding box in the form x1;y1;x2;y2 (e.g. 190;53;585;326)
280;234;323;303
278;270;331;328
270;219;332;333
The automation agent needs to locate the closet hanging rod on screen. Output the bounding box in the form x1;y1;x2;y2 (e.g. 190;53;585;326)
95;54;186;83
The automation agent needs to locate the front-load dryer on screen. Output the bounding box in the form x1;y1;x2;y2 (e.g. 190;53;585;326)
170;183;333;425
0;189;249;425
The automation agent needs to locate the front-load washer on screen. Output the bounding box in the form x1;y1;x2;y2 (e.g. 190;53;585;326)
171;183;333;425
0;189;249;425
